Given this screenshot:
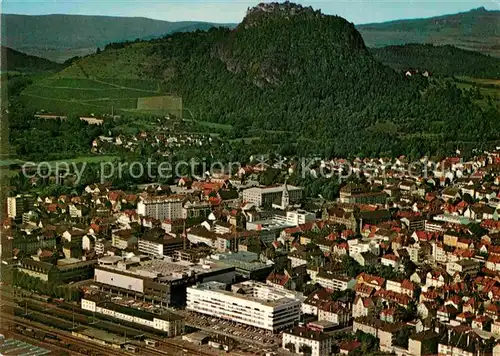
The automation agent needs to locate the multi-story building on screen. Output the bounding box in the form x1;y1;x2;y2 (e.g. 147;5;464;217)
286;210;316;226
94;238;110;255
12;234;56;255
242;184;303;207
111;229;137;250
348;239;379;257
186;281;303;332
315;271;356;291
137;195;184;220
446;260;480;277
81;298;184;336
94;256;235;306
182;200;212;219
339;184;387;204
282;326;334;356
18;258;96;283
401;216;426;232
7;195;34;219
138;228;185;257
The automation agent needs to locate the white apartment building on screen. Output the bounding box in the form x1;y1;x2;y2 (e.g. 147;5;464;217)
7;195;34;218
138;237;164;256
137;195;184;220
186;281;303;332
446;260;480;277
81;298;184;336
315;271;356;291
348;239;379;256
286;210;316;226
282;326;333;356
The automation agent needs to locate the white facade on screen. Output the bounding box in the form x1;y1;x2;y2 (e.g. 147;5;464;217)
282;328;333;356
286;210;316;226
186;281;302;332
316;274;356;291
81;298;184;336
138;238;164;257
242;185;302;207
94;268;145;293
137;196;183;221
348;239;379;256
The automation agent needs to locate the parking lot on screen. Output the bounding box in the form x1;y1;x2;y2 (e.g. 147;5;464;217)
183;310;281;349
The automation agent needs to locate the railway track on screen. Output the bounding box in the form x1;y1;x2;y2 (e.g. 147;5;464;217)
0;312;129;356
1;307;207;356
1;288;230;356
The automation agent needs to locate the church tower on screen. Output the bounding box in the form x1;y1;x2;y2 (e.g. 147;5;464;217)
282;179;290;210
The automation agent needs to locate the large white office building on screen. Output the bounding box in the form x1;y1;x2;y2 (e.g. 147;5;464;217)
186;281;303;332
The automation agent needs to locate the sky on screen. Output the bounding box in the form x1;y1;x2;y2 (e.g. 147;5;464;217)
1;0;498;24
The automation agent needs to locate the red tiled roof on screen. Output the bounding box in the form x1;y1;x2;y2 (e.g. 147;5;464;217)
266;272;290;287
339;341;361;352
382;254;399;262
401;279;415;291
357;272;385;287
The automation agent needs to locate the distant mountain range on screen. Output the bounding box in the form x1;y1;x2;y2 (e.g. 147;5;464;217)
1;7;499;62
0;14;235;62
357;7;500;57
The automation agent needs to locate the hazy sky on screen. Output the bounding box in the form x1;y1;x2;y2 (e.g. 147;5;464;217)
2;0;498;24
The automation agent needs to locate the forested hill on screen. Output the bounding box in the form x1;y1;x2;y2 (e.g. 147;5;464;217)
39;2;500;157
358;7;500;57
371;44;500;79
0;14;234;62
0;46;64;73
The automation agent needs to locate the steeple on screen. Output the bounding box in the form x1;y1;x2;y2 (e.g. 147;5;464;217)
282;178;290;210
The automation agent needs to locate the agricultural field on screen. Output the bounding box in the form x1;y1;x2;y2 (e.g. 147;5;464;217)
453;77;500;111
19;75;165;116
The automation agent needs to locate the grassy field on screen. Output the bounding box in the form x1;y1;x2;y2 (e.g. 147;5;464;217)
19;75;171;116
43;155;117;167
453;77;500;111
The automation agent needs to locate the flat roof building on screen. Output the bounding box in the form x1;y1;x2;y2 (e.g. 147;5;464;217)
82;298;184;336
94;256;235;306
186;281;303;332
243;184;303;208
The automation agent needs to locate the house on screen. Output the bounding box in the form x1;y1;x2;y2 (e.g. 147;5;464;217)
352;252;378;267
418;301;438;320
266;271;294;290
408;330;439;356
380;254;401;270
338;341;361;355
442;187;461;201
472;315;491;331
317;302;351;326
302;289;334;316
352;296;375;318
486;255;500;272
386;279;416;298
437;304;459;322
282;326;334;356
356;273;385;290
446;260;480;278
425;271;447;290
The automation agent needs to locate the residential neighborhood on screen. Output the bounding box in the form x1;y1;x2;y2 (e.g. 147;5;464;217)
3;146;500;355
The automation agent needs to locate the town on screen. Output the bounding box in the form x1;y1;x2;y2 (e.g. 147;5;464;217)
2;146;500;356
